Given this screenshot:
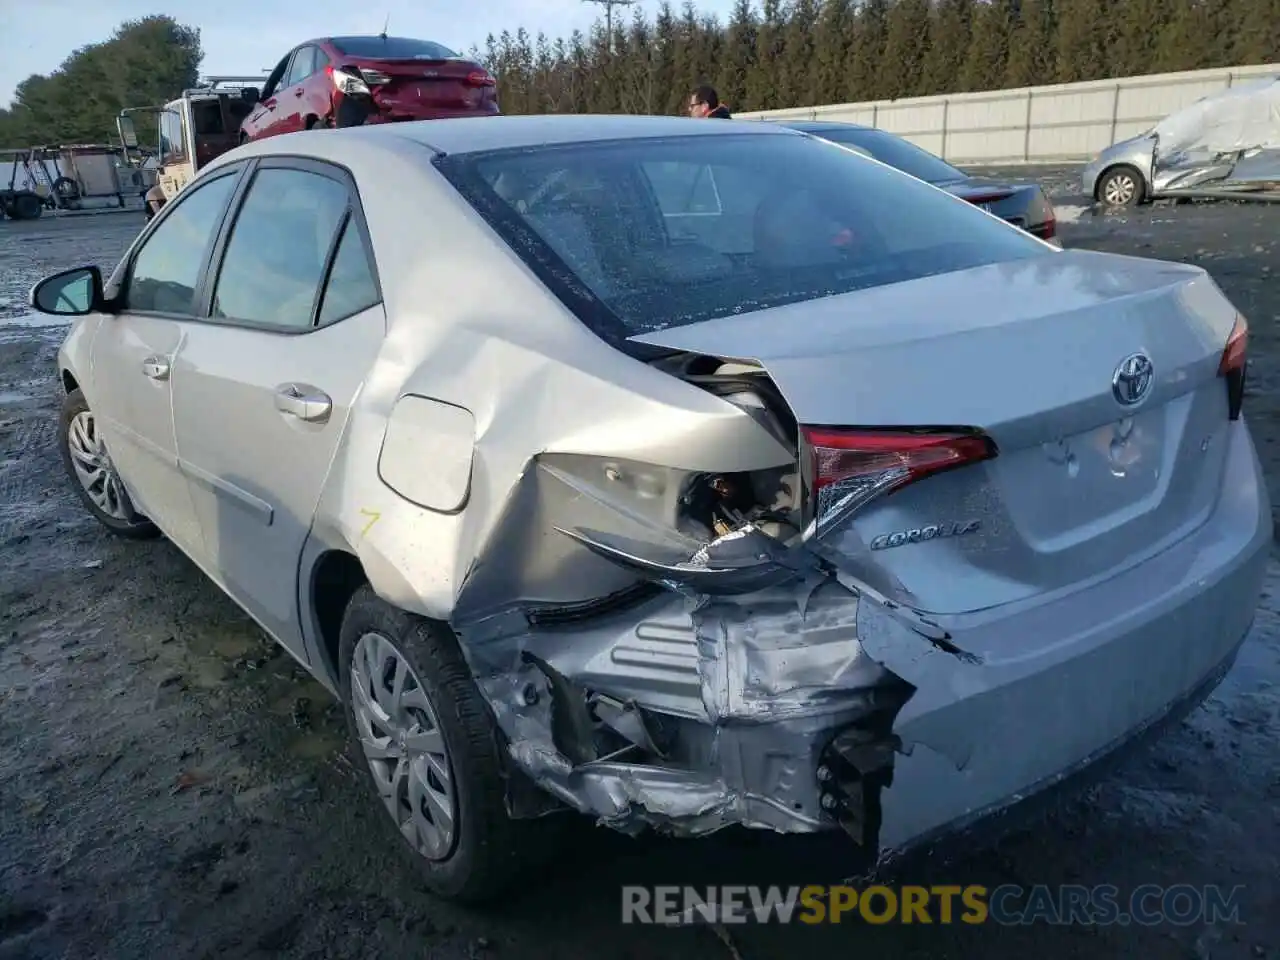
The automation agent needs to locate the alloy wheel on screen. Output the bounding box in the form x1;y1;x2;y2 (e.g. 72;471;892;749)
66;410;131;520
350;631;458;861
1104;172;1138;206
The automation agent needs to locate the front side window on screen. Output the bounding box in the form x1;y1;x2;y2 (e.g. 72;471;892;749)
436;132;1049;343
126;173;238;315
211;167;350;329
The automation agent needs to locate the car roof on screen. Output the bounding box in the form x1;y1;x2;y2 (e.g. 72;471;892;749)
327;113;803;155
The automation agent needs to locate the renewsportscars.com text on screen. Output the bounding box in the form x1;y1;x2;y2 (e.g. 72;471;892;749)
621;884;1246;926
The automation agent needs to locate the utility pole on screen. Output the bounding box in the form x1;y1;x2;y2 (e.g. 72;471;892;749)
583;0;636;50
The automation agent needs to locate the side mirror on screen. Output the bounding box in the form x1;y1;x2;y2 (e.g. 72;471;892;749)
29;266;105;317
117;115;139;149
241;86;261;104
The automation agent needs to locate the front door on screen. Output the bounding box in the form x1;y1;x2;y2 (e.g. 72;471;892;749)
171;160;385;658
90;168;242;553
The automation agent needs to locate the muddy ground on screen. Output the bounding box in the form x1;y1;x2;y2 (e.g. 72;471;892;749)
1;194;1279;960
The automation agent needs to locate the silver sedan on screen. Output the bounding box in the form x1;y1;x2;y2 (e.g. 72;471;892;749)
30;115;1270;903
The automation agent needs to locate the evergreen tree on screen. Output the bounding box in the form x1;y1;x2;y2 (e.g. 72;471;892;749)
960;0;1017;91
748;0;788;110
847;0;891;101
1005;0;1057;87
781;0;823;107
813;0;857;101
881;0;933;98
1234;0;1280;64
923;0;976;96
1054;0;1110;82
717;0;758;110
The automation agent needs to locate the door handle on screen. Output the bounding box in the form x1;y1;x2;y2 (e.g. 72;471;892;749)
274;383;332;423
142;356;170;381
294;89;304;97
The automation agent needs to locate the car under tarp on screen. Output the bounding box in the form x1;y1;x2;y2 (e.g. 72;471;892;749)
1150;77;1280;198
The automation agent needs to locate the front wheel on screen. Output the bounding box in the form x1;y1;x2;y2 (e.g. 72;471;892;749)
338;586;541;903
1098;165;1145;208
58;389;159;539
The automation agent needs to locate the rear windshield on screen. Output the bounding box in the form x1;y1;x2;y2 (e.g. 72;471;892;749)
806;127;967;184
434;132;1049;344
330;36;458;60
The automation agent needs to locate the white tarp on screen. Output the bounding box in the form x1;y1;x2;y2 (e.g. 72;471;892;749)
1153;77;1280;157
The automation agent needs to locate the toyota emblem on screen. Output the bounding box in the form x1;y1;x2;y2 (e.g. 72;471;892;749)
1112;353;1154;406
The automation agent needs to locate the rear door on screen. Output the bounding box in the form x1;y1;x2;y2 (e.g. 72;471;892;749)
276;47;318;133
170;157;386;659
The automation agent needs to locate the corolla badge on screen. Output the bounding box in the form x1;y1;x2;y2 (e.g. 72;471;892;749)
869;519;982;551
1112;353;1154;407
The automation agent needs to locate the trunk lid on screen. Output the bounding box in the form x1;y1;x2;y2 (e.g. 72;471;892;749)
355;58;496;112
632;250;1240;614
942;178;1017;206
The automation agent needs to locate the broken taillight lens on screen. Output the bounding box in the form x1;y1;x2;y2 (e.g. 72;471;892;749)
1220;314;1248;421
465;70;497;87
801;428;997;537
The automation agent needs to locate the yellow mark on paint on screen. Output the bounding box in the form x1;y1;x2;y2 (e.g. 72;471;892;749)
358;509;381;539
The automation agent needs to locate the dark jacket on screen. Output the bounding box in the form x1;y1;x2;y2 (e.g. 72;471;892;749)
708;104;732;119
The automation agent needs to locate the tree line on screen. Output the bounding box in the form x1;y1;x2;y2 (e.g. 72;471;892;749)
473;0;1280;117
0;16;202;149
2;1;1277;149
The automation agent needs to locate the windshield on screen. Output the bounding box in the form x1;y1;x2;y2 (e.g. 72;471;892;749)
808;127;967;184
330;36;459;60
435;132;1049;344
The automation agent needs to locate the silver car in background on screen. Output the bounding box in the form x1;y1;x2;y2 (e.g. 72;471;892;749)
30;115;1268;903
1084;77;1280;207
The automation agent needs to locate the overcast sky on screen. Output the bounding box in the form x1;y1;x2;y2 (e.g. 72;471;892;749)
0;0;741;107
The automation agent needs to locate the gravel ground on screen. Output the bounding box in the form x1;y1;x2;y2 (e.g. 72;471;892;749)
1;190;1279;960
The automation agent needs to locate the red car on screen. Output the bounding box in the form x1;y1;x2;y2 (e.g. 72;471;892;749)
239;35;499;142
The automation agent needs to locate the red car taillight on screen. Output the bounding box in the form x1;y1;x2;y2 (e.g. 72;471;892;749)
465;70;497;87
801;427;997;536
1220;314;1248;421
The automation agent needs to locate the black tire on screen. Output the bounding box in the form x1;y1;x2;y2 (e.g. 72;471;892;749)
52;176;81;207
1097;165;1145;208
337;586;542;903
57;388;160;539
11;192;43;221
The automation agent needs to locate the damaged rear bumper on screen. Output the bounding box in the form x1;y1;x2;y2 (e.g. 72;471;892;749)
460;422;1270;861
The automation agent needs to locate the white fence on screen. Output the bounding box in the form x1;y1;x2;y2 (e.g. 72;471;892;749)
738;63;1280;165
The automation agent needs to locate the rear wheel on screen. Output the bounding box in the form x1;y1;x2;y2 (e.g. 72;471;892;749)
58;389;159;539
1098;165;1145;208
11;192;43;220
338;586;540;903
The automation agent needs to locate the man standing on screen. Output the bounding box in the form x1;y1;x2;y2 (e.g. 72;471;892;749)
688;85;732;118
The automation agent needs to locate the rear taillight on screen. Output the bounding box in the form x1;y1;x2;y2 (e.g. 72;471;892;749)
801;428;997;537
361;68;392;86
465;70;497;87
1220;314;1248;420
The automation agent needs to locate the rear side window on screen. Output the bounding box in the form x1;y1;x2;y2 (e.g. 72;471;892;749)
211;168;350;329
435;132;1049;345
330;36;458;59
814;128;968;184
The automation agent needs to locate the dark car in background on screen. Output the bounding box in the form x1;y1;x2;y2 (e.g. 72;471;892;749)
239;35;499;142
780;120;1059;244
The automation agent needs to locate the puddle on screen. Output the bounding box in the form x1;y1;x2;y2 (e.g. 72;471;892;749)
1053;203;1089;224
